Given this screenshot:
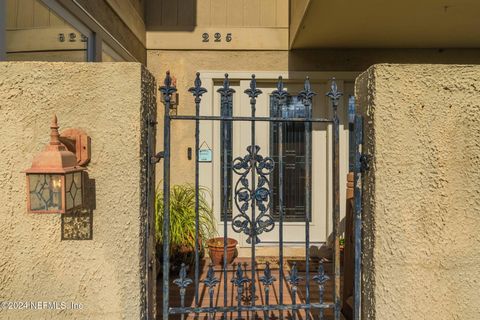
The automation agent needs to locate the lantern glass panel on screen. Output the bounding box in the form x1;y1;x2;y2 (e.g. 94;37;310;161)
66;172;83;210
28;174;63;211
66;173;73;210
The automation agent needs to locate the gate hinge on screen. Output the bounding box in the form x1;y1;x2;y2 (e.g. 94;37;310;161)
360;153;372;173
150;151;164;164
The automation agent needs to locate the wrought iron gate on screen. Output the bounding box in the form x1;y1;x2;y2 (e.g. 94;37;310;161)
158;71;364;320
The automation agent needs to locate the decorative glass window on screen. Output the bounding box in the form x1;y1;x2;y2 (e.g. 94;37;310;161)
220;96;233;220
28;174;63;211
270;95;312;222
65;171;83;210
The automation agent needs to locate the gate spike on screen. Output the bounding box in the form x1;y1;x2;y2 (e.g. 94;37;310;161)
202;264;220;288
326;77;343;107
259;262;276;286
159;70;177;104
287;262;303;286
173;263;193;289
272;76;289;101
188;72;208;102
217;73;235;98
244;74;262;99
298;76;316;103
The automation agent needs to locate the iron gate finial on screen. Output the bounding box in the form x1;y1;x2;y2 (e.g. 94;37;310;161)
217;73;236;98
159;71;177;104
188;72;208;104
326;77;343;108
244;74;262;99
272;76;289;103
298;76;317;103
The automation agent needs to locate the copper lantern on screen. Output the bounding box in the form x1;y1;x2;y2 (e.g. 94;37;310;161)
24;115;87;213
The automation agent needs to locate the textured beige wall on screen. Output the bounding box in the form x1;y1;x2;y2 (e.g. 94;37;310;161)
355;64;480;319
0;62;154;319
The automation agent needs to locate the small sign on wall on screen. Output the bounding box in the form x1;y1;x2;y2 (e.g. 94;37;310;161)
198;141;212;162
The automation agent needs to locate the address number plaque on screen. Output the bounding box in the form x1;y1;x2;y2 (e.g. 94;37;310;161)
202;32;232;43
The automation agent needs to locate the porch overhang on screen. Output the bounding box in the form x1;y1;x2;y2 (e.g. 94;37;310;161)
290;0;480;49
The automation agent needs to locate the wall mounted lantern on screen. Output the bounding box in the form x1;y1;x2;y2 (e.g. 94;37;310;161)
24;115;90;214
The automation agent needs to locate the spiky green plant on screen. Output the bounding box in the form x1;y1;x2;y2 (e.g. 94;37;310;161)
155;184;217;255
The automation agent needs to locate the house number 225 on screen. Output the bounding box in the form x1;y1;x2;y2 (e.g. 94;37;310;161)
202;33;232;43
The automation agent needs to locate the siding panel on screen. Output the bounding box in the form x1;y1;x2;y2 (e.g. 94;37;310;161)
6;0;18;29
211;0;227;26
33;0;50;28
178;0;195;26
260;0;276;27
243;0;261;27
226;0;243;27
197;0;211;26
276;0;289;27
162;0;178;26
16;0;34;29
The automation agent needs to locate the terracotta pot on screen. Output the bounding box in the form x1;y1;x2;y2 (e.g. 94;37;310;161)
207;237;238;265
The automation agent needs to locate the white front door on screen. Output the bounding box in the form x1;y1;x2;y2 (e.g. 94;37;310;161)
198;73;353;252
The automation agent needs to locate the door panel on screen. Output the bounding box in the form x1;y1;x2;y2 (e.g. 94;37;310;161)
199;76;352;248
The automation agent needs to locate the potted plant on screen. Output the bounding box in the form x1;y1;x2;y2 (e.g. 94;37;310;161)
207;237;238;266
339;236;345;251
155;184;216;275
339;236;345;265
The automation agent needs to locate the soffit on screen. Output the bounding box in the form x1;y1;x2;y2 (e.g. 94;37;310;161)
291;0;480;48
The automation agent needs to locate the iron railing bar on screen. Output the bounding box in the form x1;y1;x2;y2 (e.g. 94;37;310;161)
299;77;314;310
278;119;285;320
271;77;287;320
329;81;342;320
222;105;229;320
169;115;333;123
353;115;364;320
160;72;174;320
305;118;311;307
169;303;335;314
145;114;155;320
218;74;234;320
247;76;259;318
193;89;201;312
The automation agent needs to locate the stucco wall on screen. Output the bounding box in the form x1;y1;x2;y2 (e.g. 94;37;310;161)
0;62;156;319
355;64;480;319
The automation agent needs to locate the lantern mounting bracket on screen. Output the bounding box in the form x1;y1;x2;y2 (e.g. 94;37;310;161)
59;128;91;166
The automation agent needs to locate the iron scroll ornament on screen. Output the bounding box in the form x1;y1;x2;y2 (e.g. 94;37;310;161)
231;145;275;244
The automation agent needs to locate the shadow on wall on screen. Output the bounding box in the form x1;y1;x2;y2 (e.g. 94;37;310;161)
287;48;480;73
61;174;96;240
146;0;197;32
